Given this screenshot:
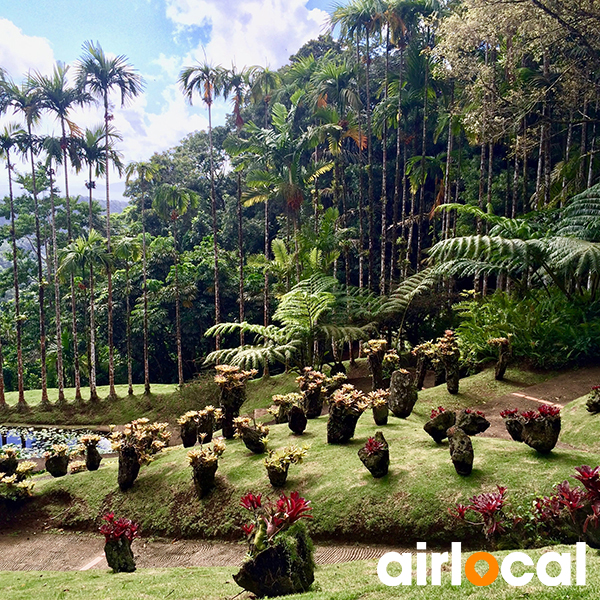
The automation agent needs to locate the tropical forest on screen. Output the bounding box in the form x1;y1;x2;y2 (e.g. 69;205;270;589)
1;0;600;598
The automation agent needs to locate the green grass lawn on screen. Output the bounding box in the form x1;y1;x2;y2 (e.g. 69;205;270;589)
23;368;600;544
561;394;600;451
1;546;599;599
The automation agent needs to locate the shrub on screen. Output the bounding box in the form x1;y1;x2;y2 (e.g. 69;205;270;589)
0;460;36;502
450;486;510;539
110;419;170;465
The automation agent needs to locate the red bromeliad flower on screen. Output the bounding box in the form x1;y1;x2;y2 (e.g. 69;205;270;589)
430;406;446;420
241;492;262;511
99;513;140;543
276;491;313;524
574;465;600;502
464;408;486;417
449;504;468;520
520;410;538;422
363;437;384;456
242;522;255;537
538;404;560;417
555;481;586;514
500;408;518;418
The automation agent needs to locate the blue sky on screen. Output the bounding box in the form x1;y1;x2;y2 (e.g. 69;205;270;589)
0;0;336;200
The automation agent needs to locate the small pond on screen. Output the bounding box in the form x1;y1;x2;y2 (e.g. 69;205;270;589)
0;425;112;458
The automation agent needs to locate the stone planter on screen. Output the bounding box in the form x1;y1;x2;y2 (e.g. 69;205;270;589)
288;405;307;435
358;432;389;478
448;427;473;476
266;463;289;487
117;447;140;491
180;421;198;448
104;537;136;573
433;361;446;387
85;446;102;471
372;404;389;426
191;460;218;498
455;410;490;436
197;413;215;443
276;405;291;424
241;429;268;454
586;393;600;414
504;417;523;442
327;405;361;444
424;411;456;444
233;523;314;598
45;455;69;478
0;455;18;477
521;416;561;453
221;387;246;439
304;389;323;419
367;350;386;391
388;370;418;418
574;509;600;549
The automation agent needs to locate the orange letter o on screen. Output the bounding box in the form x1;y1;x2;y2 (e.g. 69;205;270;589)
465;552;499;587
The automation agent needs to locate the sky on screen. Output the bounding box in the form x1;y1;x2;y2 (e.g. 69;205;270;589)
0;0;335;204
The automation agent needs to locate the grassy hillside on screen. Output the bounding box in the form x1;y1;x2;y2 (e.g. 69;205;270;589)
1;546;599;600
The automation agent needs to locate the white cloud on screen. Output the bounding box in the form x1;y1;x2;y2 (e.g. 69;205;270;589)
165;0;328;69
0;18;55;78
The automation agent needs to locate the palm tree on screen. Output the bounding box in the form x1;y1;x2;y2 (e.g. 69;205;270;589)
0;124;27;409
76;40;144;400
42;135;67;404
59;231;111;402
2;77;51;407
125;160;159;395
113;236;141;396
179;62;224;350
153;183;199;386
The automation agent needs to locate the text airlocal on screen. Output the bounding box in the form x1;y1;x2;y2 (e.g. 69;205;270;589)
377;542;586;587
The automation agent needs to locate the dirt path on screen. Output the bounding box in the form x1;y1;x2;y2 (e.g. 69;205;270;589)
0;532;401;571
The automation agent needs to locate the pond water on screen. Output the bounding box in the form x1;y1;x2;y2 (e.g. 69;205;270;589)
0;425;112;458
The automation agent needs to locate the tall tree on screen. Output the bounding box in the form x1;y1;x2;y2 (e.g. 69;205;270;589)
153;183;199;386
179;62;223;349
76;41;144;400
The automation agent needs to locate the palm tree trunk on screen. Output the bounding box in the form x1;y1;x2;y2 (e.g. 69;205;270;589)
379;24;390;296
173;224;184;386
89;260;98;402
356;30;365;290
208;103;221;351
141;182;151;395
0;336;5;408
443;109;453;240
365;28;375;290
7;150;26;409
61;121;82;402
104;96;117;401
237;172;244;346
125;262;133;396
416;58;428;271
49;166;65;404
28;125;49;408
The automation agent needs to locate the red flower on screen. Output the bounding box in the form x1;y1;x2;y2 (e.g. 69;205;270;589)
242;523;255;537
99;513;140;543
500;408;518;418
241;492;262;511
363;437;384;456
430;406;446;419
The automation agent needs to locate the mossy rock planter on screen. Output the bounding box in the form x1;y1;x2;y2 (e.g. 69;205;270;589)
221;388;246;439
372;404;389;426
45;455;69;478
388;370;417;418
85;446;102;471
192;461;218;498
266;464;289;487
358;432;389;478
234;523;314;598
241;429;268;454
304;390;323;419
276;405;291;425
104;538;136;573
180;422;198;448
288;405;307;435
424;411;456;444
521;416;561;454
448;427;473;476
327;406;361;444
504;417;523;442
197;414;215;443
586;394;600;414
0;456;17;477
455;410;490;436
117;447;140;491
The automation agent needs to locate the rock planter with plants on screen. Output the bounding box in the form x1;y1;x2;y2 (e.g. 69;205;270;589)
234;417;269;454
447;427;474;476
214;365;257;439
363;339;388;391
412;341;437;390
327;384;369;444
455;409;490;436
100;512;139;573
358;432;389;478
520;405;562;453
587;386;600;414
381;349;401;389
235;491;314;597
437;330;461;394
197;405;222;443
0;460;35;503
110;419;170;492
322;373;348;398
424;406;456;443
297;368;326;419
270;393;304;425
44;444;70;477
264;445;308;488
387;369;418;418
500;408;523;442
288;405;308;435
187;438;226;498
79;434;103;471
368;389;389;425
488;336;512;381
178;411;201;447
0;447;18;477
